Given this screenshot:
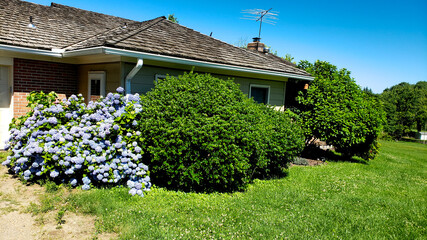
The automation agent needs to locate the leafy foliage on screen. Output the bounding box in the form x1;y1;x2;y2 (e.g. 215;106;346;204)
381;81;427;138
167;14;179;23
10;91;58;129
414;81;427;131
138;72;304;192
284;53;296;64
297;60;385;160
2;88;151;196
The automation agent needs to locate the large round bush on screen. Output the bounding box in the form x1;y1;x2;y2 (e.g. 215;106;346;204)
139;72;304;192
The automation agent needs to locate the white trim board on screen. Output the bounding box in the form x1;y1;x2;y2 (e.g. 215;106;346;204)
249;84;271;105
88;71;106;100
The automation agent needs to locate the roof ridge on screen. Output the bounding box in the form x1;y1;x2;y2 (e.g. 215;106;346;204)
49;2;133;22
64;17;164;50
63;17;165;51
62;22;132;50
105;16;165;46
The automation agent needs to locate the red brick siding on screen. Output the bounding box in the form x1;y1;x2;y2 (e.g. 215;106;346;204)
90;95;101;102
13;58;78;117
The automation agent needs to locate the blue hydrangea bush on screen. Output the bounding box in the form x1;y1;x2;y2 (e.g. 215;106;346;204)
2;87;151;196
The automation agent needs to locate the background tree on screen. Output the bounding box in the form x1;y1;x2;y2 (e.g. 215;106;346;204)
381;81;427;138
297;60;385;160
284;54;296;64
235;37;248;48
414;81;427;132
167;14;179;23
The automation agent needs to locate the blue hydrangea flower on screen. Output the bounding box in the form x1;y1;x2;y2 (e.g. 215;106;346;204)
50;170;59;178
3;89;151;197
128;188;137;196
116;87;125;93
70;178;77;186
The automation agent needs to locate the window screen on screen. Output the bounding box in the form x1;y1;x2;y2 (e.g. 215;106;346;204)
91;79;101;96
0;66;10;108
250;86;269;104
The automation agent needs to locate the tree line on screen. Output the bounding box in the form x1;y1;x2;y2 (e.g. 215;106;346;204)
380;81;427;139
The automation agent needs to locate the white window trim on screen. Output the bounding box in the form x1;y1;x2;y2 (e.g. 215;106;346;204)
0;57;13;150
88;71;106;100
249;84;270;105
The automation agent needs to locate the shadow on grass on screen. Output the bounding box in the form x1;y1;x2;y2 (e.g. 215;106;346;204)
300;145;368;164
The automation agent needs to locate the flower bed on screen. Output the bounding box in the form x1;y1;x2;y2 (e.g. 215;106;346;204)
2;87;151;196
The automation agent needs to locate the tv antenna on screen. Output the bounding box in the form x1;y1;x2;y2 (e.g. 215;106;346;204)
241;8;278;39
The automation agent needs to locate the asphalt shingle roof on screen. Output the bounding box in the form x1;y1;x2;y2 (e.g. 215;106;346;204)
0;0;311;77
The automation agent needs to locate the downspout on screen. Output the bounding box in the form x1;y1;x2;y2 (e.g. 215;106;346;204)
125;58;143;95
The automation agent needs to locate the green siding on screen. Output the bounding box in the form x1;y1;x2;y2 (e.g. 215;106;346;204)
214;75;286;106
124;64;287;106
125;64;185;94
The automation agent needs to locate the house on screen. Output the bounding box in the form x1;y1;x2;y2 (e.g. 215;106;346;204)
416;132;427;141
0;0;313;149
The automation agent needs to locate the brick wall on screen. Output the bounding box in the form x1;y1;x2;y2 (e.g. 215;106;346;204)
90;95;101;102
13;58;78;117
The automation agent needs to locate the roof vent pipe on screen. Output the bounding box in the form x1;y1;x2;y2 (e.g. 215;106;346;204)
125;58;143;95
28;16;36;29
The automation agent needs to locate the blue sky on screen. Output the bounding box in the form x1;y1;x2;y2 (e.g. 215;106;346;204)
28;0;427;93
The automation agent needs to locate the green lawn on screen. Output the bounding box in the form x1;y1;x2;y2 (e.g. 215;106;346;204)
62;141;426;239
2;141;426;239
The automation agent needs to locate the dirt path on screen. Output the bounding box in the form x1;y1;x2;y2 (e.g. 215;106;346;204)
0;165;115;240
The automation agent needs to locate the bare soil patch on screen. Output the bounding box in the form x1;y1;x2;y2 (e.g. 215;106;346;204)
0;165;116;240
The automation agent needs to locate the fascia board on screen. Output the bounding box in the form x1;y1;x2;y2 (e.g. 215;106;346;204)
1;44;314;81
0;44;62;57
62;47;105;57
65;47;314;81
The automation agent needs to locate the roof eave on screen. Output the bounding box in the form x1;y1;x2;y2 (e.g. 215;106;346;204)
0;44;62;57
0;44;314;81
64;47;314;81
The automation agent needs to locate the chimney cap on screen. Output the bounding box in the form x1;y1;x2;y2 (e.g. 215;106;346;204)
252;37;261;42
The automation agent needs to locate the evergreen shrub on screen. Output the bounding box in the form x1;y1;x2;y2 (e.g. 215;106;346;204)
139;72;304;192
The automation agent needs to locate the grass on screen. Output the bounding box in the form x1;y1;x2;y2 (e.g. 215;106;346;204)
1;141;426;239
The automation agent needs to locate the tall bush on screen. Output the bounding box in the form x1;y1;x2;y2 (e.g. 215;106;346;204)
297;60;384;160
138;72;304;192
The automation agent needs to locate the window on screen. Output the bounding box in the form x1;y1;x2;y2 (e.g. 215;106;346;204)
249;84;270;104
0;66;10;108
88;71;106;99
90;78;101;96
155;74;167;83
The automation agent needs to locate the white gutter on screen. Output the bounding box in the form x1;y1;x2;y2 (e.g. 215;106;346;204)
125;58;143;95
64;47;315;81
0;44;314;81
0;44;62;57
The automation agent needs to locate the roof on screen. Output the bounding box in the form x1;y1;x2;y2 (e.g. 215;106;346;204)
0;0;311;78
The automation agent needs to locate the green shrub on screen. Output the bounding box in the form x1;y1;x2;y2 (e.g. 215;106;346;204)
139;72;304;192
297;60;385;160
